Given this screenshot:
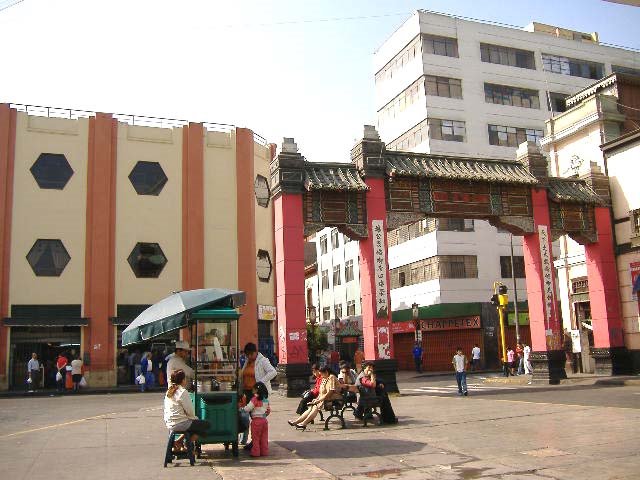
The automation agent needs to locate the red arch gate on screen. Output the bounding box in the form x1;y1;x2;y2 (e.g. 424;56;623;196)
269;128;624;395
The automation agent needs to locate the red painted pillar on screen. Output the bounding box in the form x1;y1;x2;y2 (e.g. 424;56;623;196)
359;177;393;361
85;113;117;386
585;207;626;373
0;104;17;390
523;188;565;382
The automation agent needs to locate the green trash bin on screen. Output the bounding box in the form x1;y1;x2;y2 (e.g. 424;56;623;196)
192;391;238;445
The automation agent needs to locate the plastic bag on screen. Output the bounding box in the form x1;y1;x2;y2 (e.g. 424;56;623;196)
136;374;146;385
56;371;63;382
79;377;87;388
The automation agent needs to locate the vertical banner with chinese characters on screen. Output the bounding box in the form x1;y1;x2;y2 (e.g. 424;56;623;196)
538;224;560;349
372;219;389;319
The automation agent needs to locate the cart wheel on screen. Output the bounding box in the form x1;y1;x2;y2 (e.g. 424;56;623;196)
224;442;229;451
232;441;239;457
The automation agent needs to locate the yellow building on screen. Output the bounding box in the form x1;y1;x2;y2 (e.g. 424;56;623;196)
0;103;276;390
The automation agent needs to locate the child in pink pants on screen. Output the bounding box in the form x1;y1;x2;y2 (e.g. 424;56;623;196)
242;381;270;457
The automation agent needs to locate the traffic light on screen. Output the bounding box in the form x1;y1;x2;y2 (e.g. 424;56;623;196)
498;285;508;307
490;294;499;306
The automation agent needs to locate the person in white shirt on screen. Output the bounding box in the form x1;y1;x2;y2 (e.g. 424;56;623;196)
27;353;40;391
523;343;532;374
471;344;481;371
164;369;210;452
167;341;195;387
71;356;83;392
452;347;468;396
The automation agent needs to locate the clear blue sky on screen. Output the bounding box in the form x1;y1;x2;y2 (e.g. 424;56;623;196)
1;0;639;162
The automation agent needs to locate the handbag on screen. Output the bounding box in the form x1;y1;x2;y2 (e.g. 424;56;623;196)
301;389;314;400
56;371;63;382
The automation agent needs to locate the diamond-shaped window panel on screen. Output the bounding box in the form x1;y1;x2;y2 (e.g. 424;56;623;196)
127;242;167;278
30;153;74;189
26;239;71;277
254;175;271;207
128;161;168;196
256;249;272;282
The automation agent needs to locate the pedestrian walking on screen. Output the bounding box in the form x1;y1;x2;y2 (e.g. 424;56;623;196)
56;353;68;392
140;352;155;392
27;353;41;391
71;355;83;392
506;347;515;376
523;343;532;374
412;342;423;373
471;344;481;371
516;343;524;375
452;347;468;396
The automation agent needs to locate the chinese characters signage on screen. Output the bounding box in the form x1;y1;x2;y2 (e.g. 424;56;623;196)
372;219;389;318
538;225;555;336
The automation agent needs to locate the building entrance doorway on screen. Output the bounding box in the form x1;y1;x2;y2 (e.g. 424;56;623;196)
9;327;81;390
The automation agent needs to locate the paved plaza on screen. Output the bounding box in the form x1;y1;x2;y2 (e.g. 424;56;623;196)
1;373;639;480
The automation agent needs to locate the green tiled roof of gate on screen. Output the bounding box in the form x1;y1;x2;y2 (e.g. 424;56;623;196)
385;155;538;185
546;178;604;204
304;163;369;191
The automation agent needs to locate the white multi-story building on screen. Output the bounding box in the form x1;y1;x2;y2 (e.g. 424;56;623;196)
304;227;363;347
374;9;640;316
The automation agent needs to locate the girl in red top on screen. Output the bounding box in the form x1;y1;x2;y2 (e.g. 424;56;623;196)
241;382;271;457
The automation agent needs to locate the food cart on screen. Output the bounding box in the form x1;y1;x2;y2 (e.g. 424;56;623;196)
121;288;245;458
190;307;240;457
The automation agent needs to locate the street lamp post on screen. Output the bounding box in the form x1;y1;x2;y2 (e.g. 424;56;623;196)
412;302;421;342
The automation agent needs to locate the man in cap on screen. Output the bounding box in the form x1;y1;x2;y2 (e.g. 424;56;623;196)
166;340;194;386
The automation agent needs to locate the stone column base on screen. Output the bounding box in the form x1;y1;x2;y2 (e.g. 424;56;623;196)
371;358;399;393
276;363;311;397
591;347;631;375
530;350;567;384
84;369;117;388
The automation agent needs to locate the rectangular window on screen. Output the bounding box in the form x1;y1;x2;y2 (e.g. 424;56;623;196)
428;118;466;142
331;228;339;249
631;209;640;237
425;75;462;99
480;43;535;69
612;65;640;77
398;271;406;287
439;255;478;279
500;255;526;278
322;270;329;290
322;307;330;321
423;34;458;58
345;260;354;282
484;83;540;109
488;124;544;147
438;218;474;232
320;235;328;255
542;53;604;80
333;265;341;286
378;78;423;129
334;304;343;320
547;92;569;113
346;300;356;316
375;35;421;85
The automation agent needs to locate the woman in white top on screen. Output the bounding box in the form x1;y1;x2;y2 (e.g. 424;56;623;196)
164;369;210;449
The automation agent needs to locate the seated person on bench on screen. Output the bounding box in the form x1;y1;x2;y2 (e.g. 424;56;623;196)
337;361;358;398
354;362;398;424
295;363;322;415
287;366;341;430
164;369;211;451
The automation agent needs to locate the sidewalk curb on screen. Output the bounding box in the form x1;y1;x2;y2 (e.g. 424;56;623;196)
0;386;167;398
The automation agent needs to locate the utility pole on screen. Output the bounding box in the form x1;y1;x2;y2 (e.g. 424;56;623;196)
510;234;520;343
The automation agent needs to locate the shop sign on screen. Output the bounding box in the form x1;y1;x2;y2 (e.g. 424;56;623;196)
258;304;276;320
630;262;640;301
507;312;529;326
392;316;480;334
372;219;389;318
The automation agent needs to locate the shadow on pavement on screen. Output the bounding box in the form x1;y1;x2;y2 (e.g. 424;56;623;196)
276;438;425;458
